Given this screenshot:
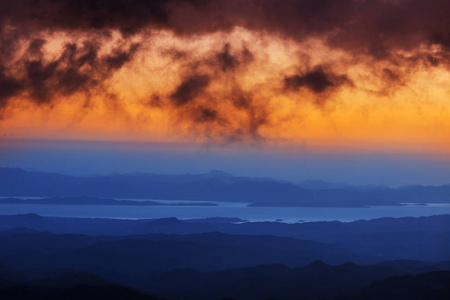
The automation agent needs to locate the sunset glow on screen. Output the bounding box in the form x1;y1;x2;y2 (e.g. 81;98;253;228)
1;0;450;157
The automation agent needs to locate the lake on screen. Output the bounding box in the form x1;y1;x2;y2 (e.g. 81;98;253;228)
0;197;450;223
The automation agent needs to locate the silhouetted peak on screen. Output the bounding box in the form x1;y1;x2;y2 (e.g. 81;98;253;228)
205;170;233;177
184;217;248;224
0;167;27;173
31;272;114;289
250;263;290;273
377;260;437;269
12;213;46;221
297;180;353;190
0;227;40;235
195;231;228;238
148;217;184;225
337;262;359;270
305;260;329;269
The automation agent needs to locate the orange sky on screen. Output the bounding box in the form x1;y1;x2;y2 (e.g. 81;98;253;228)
1;28;449;155
1;1;450;157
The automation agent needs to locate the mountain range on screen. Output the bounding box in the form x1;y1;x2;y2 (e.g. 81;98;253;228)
1;168;450;207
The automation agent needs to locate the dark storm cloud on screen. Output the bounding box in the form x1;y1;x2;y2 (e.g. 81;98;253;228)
0;70;23;108
194;106;220;123
22;42;98;104
0;39;140;107
246;105;268;139
105;44;140;70
285;67;351;94
163;0;450;60
170;74;210;106
2;0;450;54
25;60;59;104
216;44;239;72
3;1;450;67
0;0;173;34
231;93;251;110
164;45;267;140
27;39;46;57
229;89;268;138
374;68;405;96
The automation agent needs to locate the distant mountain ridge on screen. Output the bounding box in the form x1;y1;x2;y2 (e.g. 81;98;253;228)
1;168;450;207
297;179;390;190
0;197;218;207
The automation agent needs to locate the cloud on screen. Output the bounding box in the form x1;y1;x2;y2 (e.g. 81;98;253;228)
1;0;450;57
105;44;140;70
166;0;450;60
216;43;239;72
1;0;450;143
284;66;351;106
170;74;210;106
229;89;268;139
0;37;140;108
284;67;350;94
0;70;23;108
0;0;173;34
193;106;220;123
160;43;272;140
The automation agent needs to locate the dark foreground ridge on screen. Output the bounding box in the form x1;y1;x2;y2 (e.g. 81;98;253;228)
0;262;449;300
0;214;448;299
0;281;162;300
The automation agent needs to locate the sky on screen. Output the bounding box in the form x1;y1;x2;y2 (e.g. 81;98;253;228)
0;0;449;185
